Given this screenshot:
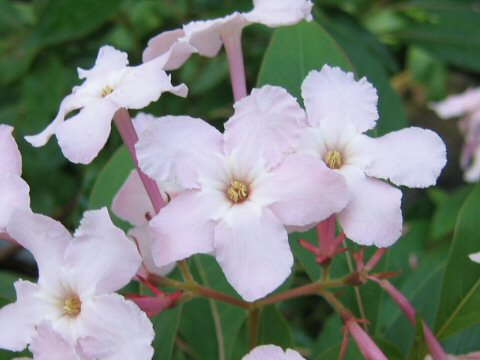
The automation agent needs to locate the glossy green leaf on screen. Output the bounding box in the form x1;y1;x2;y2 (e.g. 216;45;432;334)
152;305;183;360
257;21;352;101
435;184;480;339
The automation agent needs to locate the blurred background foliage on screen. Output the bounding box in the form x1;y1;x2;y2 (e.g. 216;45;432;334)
1;0;480;359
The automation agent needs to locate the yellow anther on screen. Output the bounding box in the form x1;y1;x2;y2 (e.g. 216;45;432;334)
101;85;114;97
325;150;342;169
227;180;249;203
63;296;82;317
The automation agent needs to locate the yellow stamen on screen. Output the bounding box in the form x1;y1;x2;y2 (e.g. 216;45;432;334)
101;85;114;97
227;180;249;203
63;296;82;317
325;150;342;169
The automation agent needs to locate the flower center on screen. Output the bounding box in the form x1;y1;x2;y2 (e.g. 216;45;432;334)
63;296;82;317
227;180;249;203
101;85;114;97
325;150;342;169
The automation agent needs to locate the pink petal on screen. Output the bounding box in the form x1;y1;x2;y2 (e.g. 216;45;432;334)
79;294;154;360
77;46;129;80
110;59;187;109
365;127;447;188
30;322;86;360
337;176;403;247
243;344;305;360
244;0;313;26
0;174;30;231
469;251;480;264
65;208;141;295
129;225;176;277
55;99;116;164
0;280;44;351
253;154;349;227
302;65;379;133
7;210;70;287
150;190;228;266
464;145;480;182
431;87;480;119
142;28;196;70
112;170;154;226
136;115;223;189
214;204;293;302
224;86;307;169
0;125;22;175
183;14;246;57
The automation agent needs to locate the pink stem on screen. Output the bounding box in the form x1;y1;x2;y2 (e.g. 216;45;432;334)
346;320;388;360
222;30;248;102
370;277;447;360
113;108;165;213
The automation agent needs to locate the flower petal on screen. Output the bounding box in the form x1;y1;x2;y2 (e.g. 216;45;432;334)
244;0;313;26
253;154;349;227
431;87;480;119
365;127;447;188
214;204;293;302
136;115;223;189
302;65;378;133
30;322;86;360
469;251;480;264
142;28;197;70
0;280;44;351
183;14;246;57
337;176;403;247
7;210;70;287
110;59;187;110
55;99;116;164
224;85;307;169
464;145;480;182
0;125;22;175
0;174;30;231
79;294;154;360
242;344;305;360
77;46;129;80
65;208;141;295
150;190;228;266
112;170;154;226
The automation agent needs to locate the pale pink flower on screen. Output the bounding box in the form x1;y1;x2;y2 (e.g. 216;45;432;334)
298;65;447;247
143;0;313;66
25;46;187;164
136;85;349;301
242;344;305;360
112;169;176;278
0;208;154;360
432;87;480;182
0;125;30;239
469;251;480;263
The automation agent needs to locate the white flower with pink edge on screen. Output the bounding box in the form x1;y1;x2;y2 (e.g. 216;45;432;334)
0;208;154;360
135;85;349;302
298;65;447;247
25;46;187;164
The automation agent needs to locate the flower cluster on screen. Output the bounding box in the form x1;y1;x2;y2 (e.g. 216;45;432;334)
0;0;450;358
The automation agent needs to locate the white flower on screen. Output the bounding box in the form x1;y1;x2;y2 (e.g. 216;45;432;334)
469;251;480;264
25;46;188;164
242;344;305;360
0;208;154;360
143;0;313;66
0;125;30;238
298;65;447;247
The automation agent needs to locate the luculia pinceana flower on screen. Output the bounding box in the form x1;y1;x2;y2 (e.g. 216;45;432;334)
298;65;447;247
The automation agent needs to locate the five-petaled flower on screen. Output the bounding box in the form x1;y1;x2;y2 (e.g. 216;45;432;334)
136;85;349;301
25;46;188;164
0;125;30;241
0;208;154;359
298;65;447;247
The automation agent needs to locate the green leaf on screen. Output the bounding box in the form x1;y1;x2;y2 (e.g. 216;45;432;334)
0;271;23;301
152;305;183;360
257;21;352;101
435;183;480;339
259;305;294;348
